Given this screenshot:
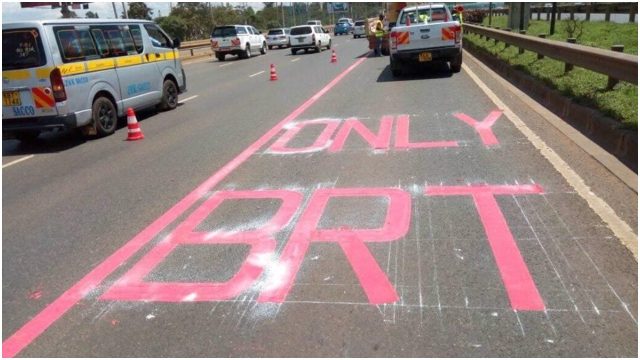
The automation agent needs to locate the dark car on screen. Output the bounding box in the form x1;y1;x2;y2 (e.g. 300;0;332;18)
334;22;352;35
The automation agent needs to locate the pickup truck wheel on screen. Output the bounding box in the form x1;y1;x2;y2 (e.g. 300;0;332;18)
268;45;273;50
243;44;251;59
327;40;331;49
92;96;117;137
260;42;267;54
216;53;225;61
315;42;321;53
450;52;462;73
291;48;298;55
390;56;402;77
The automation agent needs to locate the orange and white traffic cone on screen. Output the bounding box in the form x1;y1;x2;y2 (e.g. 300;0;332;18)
269;64;278;81
126;108;144;141
330;50;337;63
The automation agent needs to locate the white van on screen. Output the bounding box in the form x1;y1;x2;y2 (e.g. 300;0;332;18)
2;19;187;141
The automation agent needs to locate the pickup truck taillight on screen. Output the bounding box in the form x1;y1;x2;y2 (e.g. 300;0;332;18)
231;37;241;46
312;34;316;43
390;31;398;50
452;25;462;43
211;40;218;48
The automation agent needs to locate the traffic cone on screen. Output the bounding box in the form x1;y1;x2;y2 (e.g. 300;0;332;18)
126;108;144;141
330;50;337;63
269;64;278;81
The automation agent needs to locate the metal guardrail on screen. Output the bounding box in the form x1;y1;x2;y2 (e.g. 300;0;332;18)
464;23;638;85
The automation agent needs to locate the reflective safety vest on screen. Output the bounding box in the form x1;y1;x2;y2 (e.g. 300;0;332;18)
418;14;430;23
374;20;384;38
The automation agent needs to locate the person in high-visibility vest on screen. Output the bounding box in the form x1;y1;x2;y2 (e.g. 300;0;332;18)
418;12;430;23
374;14;385;56
453;5;464;25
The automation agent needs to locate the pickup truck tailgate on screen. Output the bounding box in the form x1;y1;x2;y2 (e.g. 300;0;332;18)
393;21;460;51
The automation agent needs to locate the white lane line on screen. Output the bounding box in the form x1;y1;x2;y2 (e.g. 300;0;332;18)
249;71;265;78
463;62;638;259
178;95;198;103
291;58;300;62
3;155;34;168
219;63;234;67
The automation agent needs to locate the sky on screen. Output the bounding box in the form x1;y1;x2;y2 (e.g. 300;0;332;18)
1;1;268;22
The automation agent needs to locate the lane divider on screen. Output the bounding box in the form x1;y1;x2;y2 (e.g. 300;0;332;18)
2;155;34;169
1;51;370;358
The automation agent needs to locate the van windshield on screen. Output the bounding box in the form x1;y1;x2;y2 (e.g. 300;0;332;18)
212;26;237;37
290;26;312;35
2;29;46;70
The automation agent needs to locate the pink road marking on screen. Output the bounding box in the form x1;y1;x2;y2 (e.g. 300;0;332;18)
2;54;369;358
395;114;459;149
453;110;502;147
258;187;411;304
268;119;340;154
328;116;393;152
100;190;302;302
425;184;545;311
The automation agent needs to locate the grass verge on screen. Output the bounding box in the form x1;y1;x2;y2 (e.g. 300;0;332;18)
467;16;637;128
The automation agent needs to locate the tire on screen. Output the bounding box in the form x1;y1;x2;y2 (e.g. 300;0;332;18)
160;79;178;111
327;39;332;50
291;48;297;55
242;44;251;59
216;53;225;61
14;131;40;143
315;42;321;53
450;51;462;73
260;42;267;55
390;56;402;77
92;96;117;137
268;45;273;50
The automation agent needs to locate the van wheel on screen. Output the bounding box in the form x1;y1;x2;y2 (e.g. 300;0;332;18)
160;79;178;111
260;42;267;54
15;131;40;143
92;97;117;137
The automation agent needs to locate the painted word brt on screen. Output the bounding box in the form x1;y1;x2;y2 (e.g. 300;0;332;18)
101;184;546;312
267;111;502;154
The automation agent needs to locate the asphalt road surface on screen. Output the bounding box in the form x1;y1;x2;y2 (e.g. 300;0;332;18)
2;35;638;357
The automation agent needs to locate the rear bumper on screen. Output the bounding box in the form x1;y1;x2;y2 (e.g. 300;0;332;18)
3;113;78;135
391;46;461;62
267;39;289;46
213;47;244;56
291;43;315;49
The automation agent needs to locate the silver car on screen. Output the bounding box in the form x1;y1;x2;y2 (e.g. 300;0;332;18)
266;28;290;49
353;20;366;38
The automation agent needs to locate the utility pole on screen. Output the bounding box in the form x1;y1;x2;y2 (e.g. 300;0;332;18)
281;2;285;27
121;2;127;18
550;2;557;35
292;3;296;25
112;2;118;18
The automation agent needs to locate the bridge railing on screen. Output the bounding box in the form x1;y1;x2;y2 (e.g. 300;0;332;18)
464;23;638;87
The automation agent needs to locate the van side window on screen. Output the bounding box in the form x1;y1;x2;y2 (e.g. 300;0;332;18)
129;25;144;53
144;24;171;48
91;29;110;56
54;27;98;62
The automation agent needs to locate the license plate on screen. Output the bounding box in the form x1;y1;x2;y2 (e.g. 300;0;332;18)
298;38;304;43
3;91;21;106
418;52;432;62
220;47;229;51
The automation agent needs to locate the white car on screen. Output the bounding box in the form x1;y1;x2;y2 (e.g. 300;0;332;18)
266;28;290;49
353;20;366;38
289;25;332;55
210;25;267;61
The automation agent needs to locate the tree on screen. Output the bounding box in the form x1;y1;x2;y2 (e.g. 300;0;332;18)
85;11;99;19
156;16;188;40
125;2;153;20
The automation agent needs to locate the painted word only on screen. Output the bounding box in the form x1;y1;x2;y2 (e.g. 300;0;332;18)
267;111;502;154
101;185;545;311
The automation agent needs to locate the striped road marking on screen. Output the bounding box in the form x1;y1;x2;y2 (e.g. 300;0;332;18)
178;95;198;104
249;71;265;78
291;58;300;62
3;155;34;168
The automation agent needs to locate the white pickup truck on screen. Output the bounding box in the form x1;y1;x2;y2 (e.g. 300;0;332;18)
389;4;462;76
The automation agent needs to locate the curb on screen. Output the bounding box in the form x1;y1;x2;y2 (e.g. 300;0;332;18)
463;40;638;172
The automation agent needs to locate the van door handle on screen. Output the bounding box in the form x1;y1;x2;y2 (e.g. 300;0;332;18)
145;54;150;61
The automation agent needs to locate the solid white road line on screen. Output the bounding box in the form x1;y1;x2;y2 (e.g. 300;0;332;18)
219;63;234;67
291;58;300;62
3;155;34;168
178;95;199;104
249;71;265;77
463;62;638;259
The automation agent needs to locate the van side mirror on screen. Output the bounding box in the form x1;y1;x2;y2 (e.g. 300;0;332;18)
173;38;181;49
